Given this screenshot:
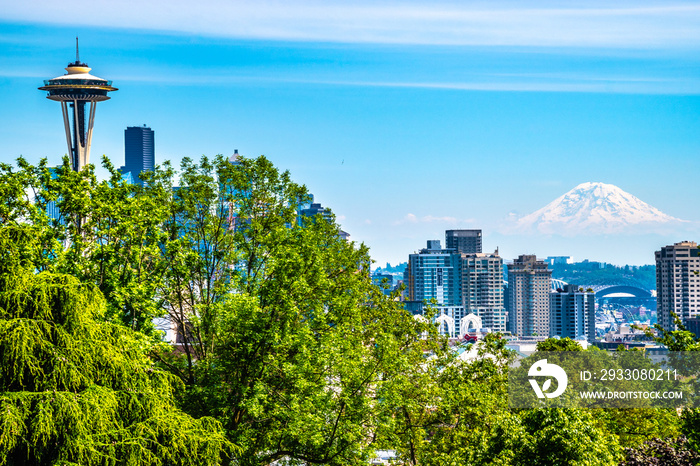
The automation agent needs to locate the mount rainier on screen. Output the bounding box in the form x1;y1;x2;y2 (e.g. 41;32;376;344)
514;182;685;235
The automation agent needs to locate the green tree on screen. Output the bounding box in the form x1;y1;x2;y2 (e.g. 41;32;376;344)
5;154;640;465
0;226;233;465
402;333;523;466
645;313;700;352
173;162;444;464
1;154;450;464
0;157;171;334
536;337;584;352
516;408;621;466
643;313;700;450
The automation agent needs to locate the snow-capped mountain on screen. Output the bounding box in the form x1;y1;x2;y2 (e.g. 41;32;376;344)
515;182;685;235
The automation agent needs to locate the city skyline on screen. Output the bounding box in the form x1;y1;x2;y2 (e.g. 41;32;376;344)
1;1;699;266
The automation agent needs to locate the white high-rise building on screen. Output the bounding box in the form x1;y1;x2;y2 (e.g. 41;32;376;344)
461;251;506;333
507;255;552;337
656;241;700;331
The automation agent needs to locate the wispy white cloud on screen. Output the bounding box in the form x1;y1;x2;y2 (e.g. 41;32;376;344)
302;79;700;94
10;69;698;95
2;1;700;48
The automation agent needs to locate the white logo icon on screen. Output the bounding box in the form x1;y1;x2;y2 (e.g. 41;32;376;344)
528;359;568;398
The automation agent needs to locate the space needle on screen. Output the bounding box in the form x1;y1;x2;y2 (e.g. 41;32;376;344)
39;39;117;171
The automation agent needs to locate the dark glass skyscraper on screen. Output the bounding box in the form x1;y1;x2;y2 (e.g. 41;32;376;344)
445;229;482;254
123;125;154;185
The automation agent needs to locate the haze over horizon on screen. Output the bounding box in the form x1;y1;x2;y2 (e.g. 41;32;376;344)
1;1;698;266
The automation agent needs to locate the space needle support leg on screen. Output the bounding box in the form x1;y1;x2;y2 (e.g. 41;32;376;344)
85;101;96;167
60;102;72;161
72;100;83;171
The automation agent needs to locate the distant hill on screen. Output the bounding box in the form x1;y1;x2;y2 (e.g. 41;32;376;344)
374;262;407;275
550;262;655;291
375;260;656;291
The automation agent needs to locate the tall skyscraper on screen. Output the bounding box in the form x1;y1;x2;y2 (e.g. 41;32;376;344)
405;241;468;337
39;39;117;171
445;230;482;254
656;241;700;331
123;125;155;186
460;251;506;333
507;255;552;337
404;233;506;336
406;240;461;306
549;284;595;341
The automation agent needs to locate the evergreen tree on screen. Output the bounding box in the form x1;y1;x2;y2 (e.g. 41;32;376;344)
0;226;233;465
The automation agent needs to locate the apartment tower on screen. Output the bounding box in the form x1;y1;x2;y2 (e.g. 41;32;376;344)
461;251;506;333
507;255;552;337
656;241;700;331
549;284;595;341
445;229;482;254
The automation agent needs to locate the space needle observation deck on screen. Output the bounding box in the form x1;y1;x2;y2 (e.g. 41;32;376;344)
38;39;117;171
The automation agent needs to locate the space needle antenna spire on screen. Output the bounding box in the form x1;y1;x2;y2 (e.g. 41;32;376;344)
39;41;117;171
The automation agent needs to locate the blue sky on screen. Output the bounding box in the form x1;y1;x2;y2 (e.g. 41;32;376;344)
1;1;699;266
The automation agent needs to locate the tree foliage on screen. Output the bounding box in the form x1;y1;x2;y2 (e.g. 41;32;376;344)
400;334;522;466
646;313;700;352
0;155;445;465
4;154;697;465
0;226;232;465
0;157;170;334
517;408;621;466
536;337;583;352
168;157;446;465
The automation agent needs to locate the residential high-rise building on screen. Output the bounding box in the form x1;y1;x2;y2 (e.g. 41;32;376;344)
406;240;461;306
549;284;595;341
404;234;506;336
405;241;469;338
445;229;482;254
686;318;700;340
656;241;700;331
460;251;506;333
39;39;117;171
123;125;155;186
507;255;552;337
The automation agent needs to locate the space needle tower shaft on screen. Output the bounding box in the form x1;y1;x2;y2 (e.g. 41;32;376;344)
39;38;118;171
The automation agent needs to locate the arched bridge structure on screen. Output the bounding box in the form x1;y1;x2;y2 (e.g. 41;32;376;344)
551;278;568;291
505;278;570;291
592;284;652;298
505;279;652;297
